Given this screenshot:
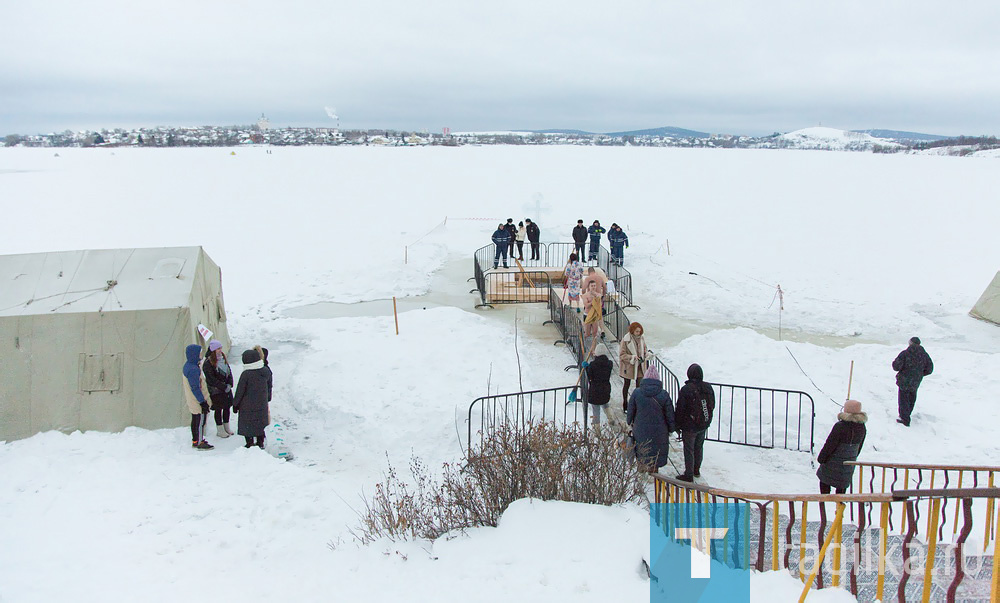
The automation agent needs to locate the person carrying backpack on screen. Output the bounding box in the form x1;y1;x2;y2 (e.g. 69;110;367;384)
674;363;715;481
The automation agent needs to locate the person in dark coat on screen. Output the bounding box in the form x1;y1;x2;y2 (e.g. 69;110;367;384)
491;223;511;269
816;400;867;493
525;218;541;260
585;354;613;428
627;365;676;471
608;224;629;266
892;336;933;426
202;339;234;439
233;348;271;448
572;220;588;257
255;345;274;402
504;218;517;258
674;363;715;481
587;220;605;261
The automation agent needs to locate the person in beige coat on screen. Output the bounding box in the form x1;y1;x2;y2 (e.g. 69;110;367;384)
183;343;214;450
619;322;651;412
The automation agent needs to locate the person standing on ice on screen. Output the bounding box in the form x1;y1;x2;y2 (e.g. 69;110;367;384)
183;344;214;450
816;399;867;494
587;220;605;262
525;218;541;260
572;219;588;257
675;363;715;482
608;223;629;266
619;321;651;412
202;339;234;439
233;348;271;449
627;365;675;472
491;223;511;269
515;221;526;261
892;337;933;426
504;218;518;258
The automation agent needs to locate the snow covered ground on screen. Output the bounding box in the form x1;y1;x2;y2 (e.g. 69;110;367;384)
1;146;998;601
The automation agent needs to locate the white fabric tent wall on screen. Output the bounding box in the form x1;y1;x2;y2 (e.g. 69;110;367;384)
970;271;1000;326
0;247;230;442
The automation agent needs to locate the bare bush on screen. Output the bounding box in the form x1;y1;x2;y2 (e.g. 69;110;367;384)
354;421;646;543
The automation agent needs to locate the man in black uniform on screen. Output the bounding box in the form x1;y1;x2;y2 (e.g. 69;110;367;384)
525;218;541;261
572;219;587;258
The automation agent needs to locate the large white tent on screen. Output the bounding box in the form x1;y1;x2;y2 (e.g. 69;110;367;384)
970;271;1000;326
0;247;230;442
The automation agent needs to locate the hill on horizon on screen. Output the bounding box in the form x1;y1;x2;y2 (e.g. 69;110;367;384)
852;129;951;142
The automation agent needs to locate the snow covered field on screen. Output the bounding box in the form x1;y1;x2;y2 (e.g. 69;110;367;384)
1;145;998;601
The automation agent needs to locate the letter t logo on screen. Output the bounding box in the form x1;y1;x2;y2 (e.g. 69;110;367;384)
674;528;730;578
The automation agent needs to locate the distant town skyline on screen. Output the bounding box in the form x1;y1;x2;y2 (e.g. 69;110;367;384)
3;1;1000;138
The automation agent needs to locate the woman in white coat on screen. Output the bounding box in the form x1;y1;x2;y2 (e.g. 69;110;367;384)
619;321;651;412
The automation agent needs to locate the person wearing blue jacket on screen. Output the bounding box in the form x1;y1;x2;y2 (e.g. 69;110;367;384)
587;220;605;261
608;223;629;266
627;365;676;471
491;223;511;269
183;344;214;450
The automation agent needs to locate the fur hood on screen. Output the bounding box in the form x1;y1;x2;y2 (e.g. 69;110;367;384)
838;411;868;424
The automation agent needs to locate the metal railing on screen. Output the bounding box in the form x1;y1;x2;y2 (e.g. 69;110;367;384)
848;461;1000;556
471;242;637;308
652;473;1000;602
465;385;589;455
601;293;813;453
707;382;815;454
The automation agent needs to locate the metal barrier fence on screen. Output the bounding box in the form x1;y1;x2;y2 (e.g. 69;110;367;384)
652;473;1000;602
708;382;815;454
465;386;589;455
471;242;636;308
602;293;813;454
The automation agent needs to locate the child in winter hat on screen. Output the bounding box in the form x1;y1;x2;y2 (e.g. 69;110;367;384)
643;365;660;381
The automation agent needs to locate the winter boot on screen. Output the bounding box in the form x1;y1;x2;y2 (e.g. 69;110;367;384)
216;424;230;438
224;422;234;435
196;440;215;450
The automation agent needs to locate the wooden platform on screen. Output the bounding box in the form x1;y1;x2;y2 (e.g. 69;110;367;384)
482;266;609;305
484;265;567;282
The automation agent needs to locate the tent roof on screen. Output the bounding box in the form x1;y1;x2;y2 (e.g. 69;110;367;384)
0;247;208;317
970;270;1000;326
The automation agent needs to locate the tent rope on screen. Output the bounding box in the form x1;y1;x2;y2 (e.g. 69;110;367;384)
108;308;187;363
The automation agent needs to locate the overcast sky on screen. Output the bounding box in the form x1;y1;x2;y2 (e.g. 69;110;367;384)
3;1;999;137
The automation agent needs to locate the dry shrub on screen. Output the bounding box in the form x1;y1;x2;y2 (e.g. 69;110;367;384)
354;420;646;543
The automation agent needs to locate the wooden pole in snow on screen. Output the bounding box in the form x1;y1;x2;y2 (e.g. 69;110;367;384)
393;297;399;335
846;360;855;400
